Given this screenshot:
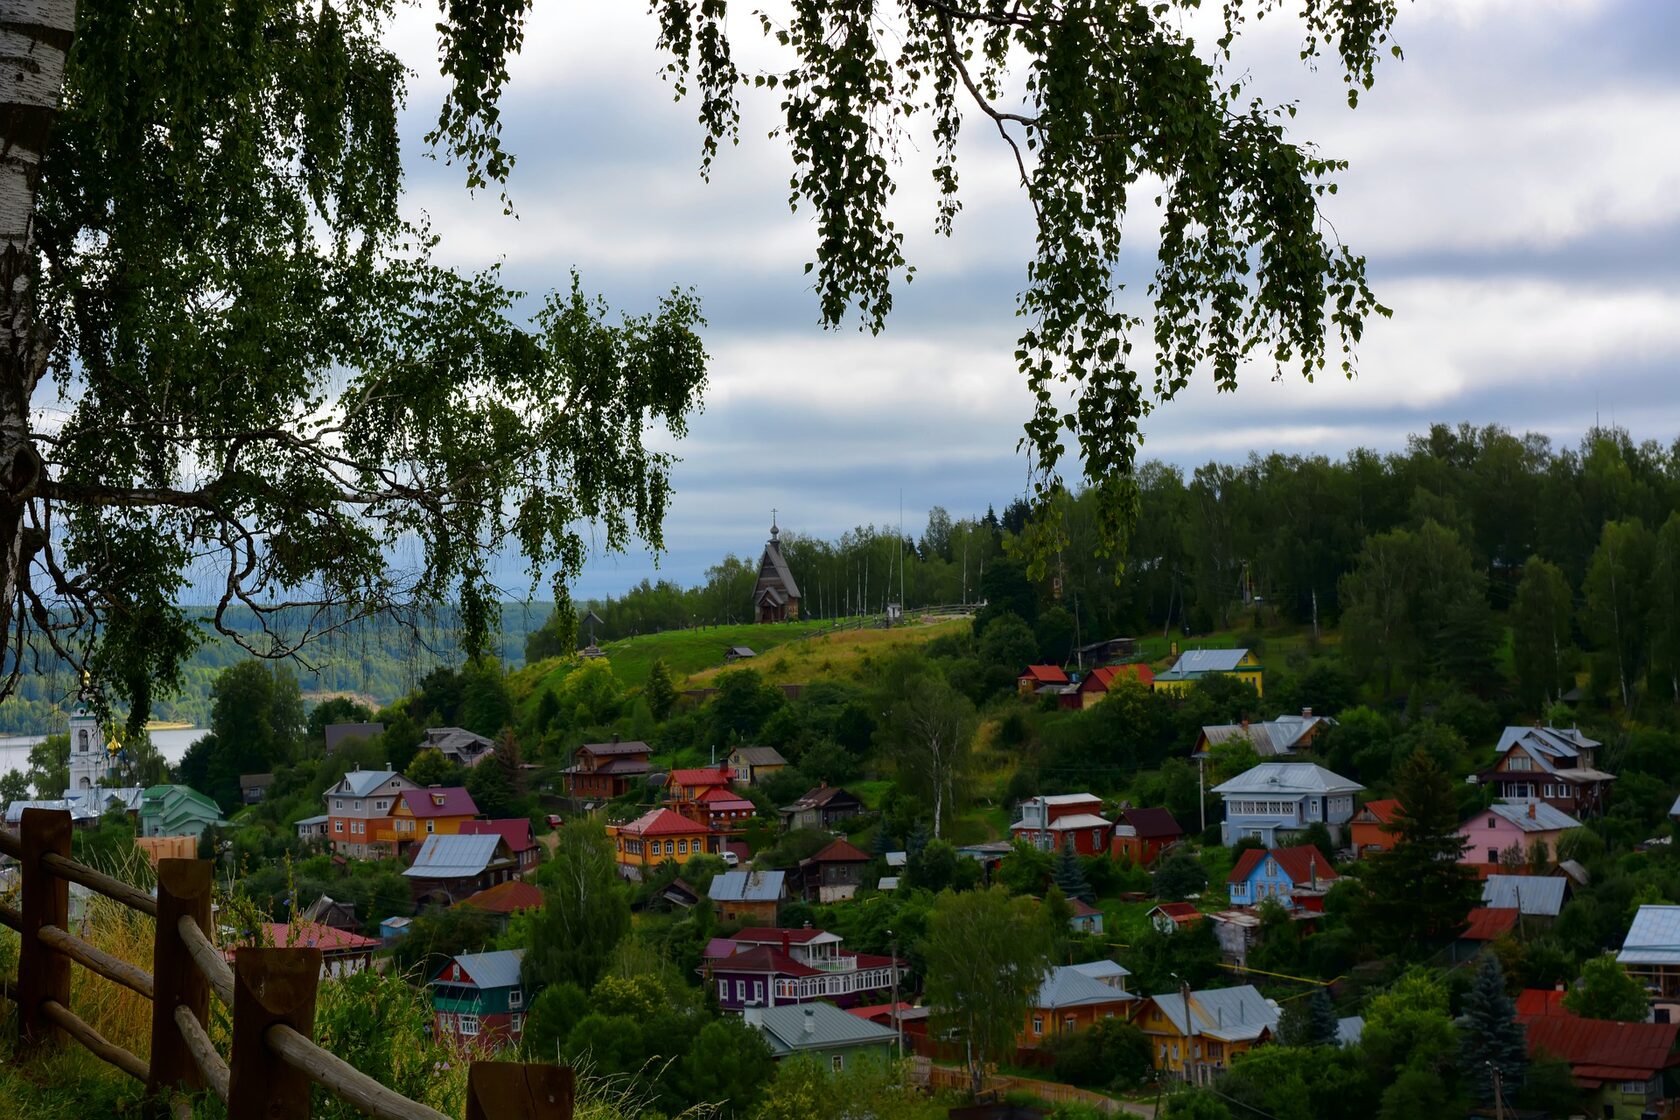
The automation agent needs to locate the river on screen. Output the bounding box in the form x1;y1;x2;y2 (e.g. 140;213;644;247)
0;727;207;779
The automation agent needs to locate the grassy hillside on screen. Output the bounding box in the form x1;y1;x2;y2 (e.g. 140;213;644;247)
685;617;971;687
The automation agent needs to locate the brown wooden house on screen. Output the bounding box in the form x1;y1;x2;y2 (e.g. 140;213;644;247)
562;740;653;800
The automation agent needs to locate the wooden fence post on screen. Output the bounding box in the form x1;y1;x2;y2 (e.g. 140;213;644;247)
16;807;72;1051
148;858;214;1097
229;947;322;1119
465;1062;574;1120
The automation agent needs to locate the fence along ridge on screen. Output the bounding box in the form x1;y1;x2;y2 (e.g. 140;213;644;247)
0;807;574;1119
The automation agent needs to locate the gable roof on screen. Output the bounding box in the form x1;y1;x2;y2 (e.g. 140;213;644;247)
784;785;862;811
576;740;653;758
1069;959;1130;984
1461;907;1520;941
1159;648;1255;681
732;926;835;946
1520;1014;1680;1083
1120;807;1183;839
618;807;713;837
1515;988;1572;1018
1227;845;1339;888
458;879;544;914
1618;905;1680;966
335;769;413;798
669;768;733;788
1020;665;1070;684
756;532;802;600
425;726;495;756
1081;663;1154;691
752;1002;897;1056
402;833;507;879
458;818;535;853
1145;985;1278;1042
1211;763;1363;797
1354;798;1403;825
710;945;821;978
1482;874;1567;916
731;746;788;767
435;948;526;990
1148;902;1203;924
1034;964;1135;1010
806;838;871;864
709;870;786;903
694;786;756;810
1481;800;1582;833
399;787;478;819
260;921;379;953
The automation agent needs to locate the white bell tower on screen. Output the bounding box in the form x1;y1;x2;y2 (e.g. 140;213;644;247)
67;707;105;792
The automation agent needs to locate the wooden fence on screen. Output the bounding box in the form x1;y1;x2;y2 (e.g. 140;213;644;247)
0;808;572;1118
915;1060;1132;1115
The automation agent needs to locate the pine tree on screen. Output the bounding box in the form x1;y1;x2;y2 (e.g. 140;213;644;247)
907;819;931;862
1052;839;1094;903
1306;987;1339;1048
646;660;678;721
869;823;896;859
1460;954;1526;1105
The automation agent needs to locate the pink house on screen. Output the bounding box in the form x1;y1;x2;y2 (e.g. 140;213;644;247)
1457;800;1581;870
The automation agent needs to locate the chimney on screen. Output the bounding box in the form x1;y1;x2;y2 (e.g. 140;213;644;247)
1302;707;1312;718
1240;718;1249;731
1309;852;1319;891
781;932;791;954
803;1006;816;1036
1528;803;1537;820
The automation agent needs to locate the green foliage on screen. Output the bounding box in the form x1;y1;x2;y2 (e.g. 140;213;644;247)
311;969;466;1119
1153;850;1207;902
997;840;1053;896
387;905;499;981
459;658;514;737
1278;988;1340;1048
1122;919;1223;994
1511;556;1577;710
1563;955;1650;1021
1044;1018;1152;1092
177;661;305;808
1159;1092;1231;1120
1584;518;1657;708
1460;955;1526;1105
403;748;461;789
750;1055;930;1120
645;659;678;721
876;677;976;837
677;1018;776;1117
522;818;631;992
1052;838;1094;903
1515;1053;1580;1117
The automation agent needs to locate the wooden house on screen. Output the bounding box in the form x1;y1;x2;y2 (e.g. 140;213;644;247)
729;746;789;786
1011;794;1111;856
378;786;479;854
608;808;718;879
797;838;872;902
779;785;864;832
1017;664;1070;697
705;927;901;1012
562;740;653;801
1226;845;1338;912
1483;725;1616;818
431;949;528;1051
324;769;417;859
1063;663;1154;709
1112;807;1183;866
458;818;540;873
402;833;518;905
754;518;802;622
1022;964;1134;1048
1131;986;1278;1085
1457;800;1581;869
1349;798;1403;858
1153;648;1264;697
708;870;787;925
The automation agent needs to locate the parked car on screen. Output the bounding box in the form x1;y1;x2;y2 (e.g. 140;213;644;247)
721;851;739;867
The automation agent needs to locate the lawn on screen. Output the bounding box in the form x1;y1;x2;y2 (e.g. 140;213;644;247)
513;618;837;697
685;617;969;687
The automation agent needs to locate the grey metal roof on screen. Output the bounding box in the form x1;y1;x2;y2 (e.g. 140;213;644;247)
437;949;525;990
1619;905;1680;966
1035;964;1135;1009
294;814;329;826
1336;1016;1364;1046
1670;793;1680;818
752;1002;897;1056
709;870;786;903
1486;800;1581;833
336;769;410;798
4;799;100;825
402;834;505;879
1211;762;1364;797
731;746;788;766
1482;875;1567;916
1068;960;1130;984
1148;985;1278;1043
1165;648;1253;676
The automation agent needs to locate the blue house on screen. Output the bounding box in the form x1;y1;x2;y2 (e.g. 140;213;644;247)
1210;763;1364;847
1226;845;1339;910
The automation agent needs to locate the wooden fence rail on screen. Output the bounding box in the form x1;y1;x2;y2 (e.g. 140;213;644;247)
0;808;573;1119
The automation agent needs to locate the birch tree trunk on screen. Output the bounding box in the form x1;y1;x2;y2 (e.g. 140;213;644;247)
0;0;76;658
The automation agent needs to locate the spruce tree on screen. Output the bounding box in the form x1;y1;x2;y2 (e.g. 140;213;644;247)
869;822;896;859
1460;953;1527;1105
1306;987;1339;1048
1053;839;1094;903
907;819;931;862
646;660;678;721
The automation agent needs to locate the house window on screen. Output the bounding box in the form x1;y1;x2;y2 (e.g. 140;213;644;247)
354;800;362;810
334;821;344;834
335;799;343;809
735;980;746;1001
1487;848;1499;864
509;989;523;1009
437;1013;453;1031
1032;1016;1044;1035
458;1014;479;1037
1064;1016;1076;1032
678;840;688;855
510;1014;523;1035
666;840;675;855
831;1055;845;1073
718;980;729;1001
1487;818;1496;829
376;800;388;811
753;981;764;1002
427;821;435;833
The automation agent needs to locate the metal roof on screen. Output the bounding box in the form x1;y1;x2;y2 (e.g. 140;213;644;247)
402;833;505;879
1482;875;1567;916
399;787;478;819
1147;985;1278;1043
731;746;787;766
1486;800;1581;833
1618;905;1680;966
1035;964;1135;1009
709;870;786;903
751;1002;897;1056
1011;812;1112;832
335;769;411;799
1163;648;1254;676
294;814;329;826
1068;960;1130;983
437;948;525;990
1211;762;1363;797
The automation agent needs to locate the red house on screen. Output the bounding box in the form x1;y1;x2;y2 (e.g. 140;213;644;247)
1111;807;1183;866
562;740;652;800
1349;799;1403;858
686;784;757;833
668;768;733;800
1011;794;1111;856
1018;665;1070;697
459;819;540;873
1062;663;1156;710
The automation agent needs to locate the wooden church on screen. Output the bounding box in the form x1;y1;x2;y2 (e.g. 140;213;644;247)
754;515;802;623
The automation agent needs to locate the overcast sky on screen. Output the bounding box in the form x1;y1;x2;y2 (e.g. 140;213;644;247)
386;1;1680;602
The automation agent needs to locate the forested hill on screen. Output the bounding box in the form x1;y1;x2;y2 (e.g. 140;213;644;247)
0;603;554;735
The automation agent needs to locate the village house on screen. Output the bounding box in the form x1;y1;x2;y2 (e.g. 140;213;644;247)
562;740;653;801
1153;648;1265;697
1112;807;1184;866
1062;663;1154;709
402;833;518;905
779;785;865;832
1618;904;1680;1008
459;818;540;873
1148;902;1205;934
743;1002;898;1070
797;838;873;903
1017;664;1070;697
1068;899;1105;935
685;784;758;832
1226;845;1339;911
1022;963;1135;1047
138;785;226;840
668;767;733;800
608;807;718;880
325;768;417;859
379;786;479;854
431;949;528;1050
1131;985;1279;1085
728;745;789;786
421;726;497;769
299;895;358;932
1010;793;1112;856
708;870;787;925
704;927;902;1012
1193;709;1336;760
456;879;544;933
239;773;274;805
235;922;379;979
1517;1003;1680;1118
1349;798;1403;858
754;517;802;623
1482;874;1568;920
1457;799;1581;869
295;814;329;841
1210;762;1363;847
1483;724;1615;818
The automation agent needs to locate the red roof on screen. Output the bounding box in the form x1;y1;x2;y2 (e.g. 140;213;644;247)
459;818;536;853
669;768;732;788
458;879;545;914
733;927;827;945
1461;907;1520;941
848;1001;915;1022
1120;807;1183;839
1516;988;1572;1018
1070;899;1102;917
255;921;377;953
695;786;756;809
1520;1014;1680;1082
1081;663;1154;690
1227;845;1340;887
399;787;479;819
807;838;871;864
620;808;714;837
1020;665;1069;684
1149;902;1202;923
706;945;821;978
1355;798;1403;825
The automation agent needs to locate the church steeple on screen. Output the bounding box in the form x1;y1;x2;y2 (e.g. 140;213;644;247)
770;508;779;542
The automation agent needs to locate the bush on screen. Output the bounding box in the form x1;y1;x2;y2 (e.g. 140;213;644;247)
1045;1018;1152;1091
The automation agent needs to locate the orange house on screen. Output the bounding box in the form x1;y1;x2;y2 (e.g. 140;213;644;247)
1349;799;1402;858
1020;963;1135;1048
377;787;480;852
608;808;718;879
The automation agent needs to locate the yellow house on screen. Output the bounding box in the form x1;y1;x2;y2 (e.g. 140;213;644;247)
1153;649;1264;697
607;808;718;877
1131;986;1277;1085
374;787;480;854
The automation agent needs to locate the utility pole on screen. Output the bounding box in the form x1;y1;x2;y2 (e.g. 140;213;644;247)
1489;1061;1505;1120
888;928;903;1060
1197;757;1207;833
